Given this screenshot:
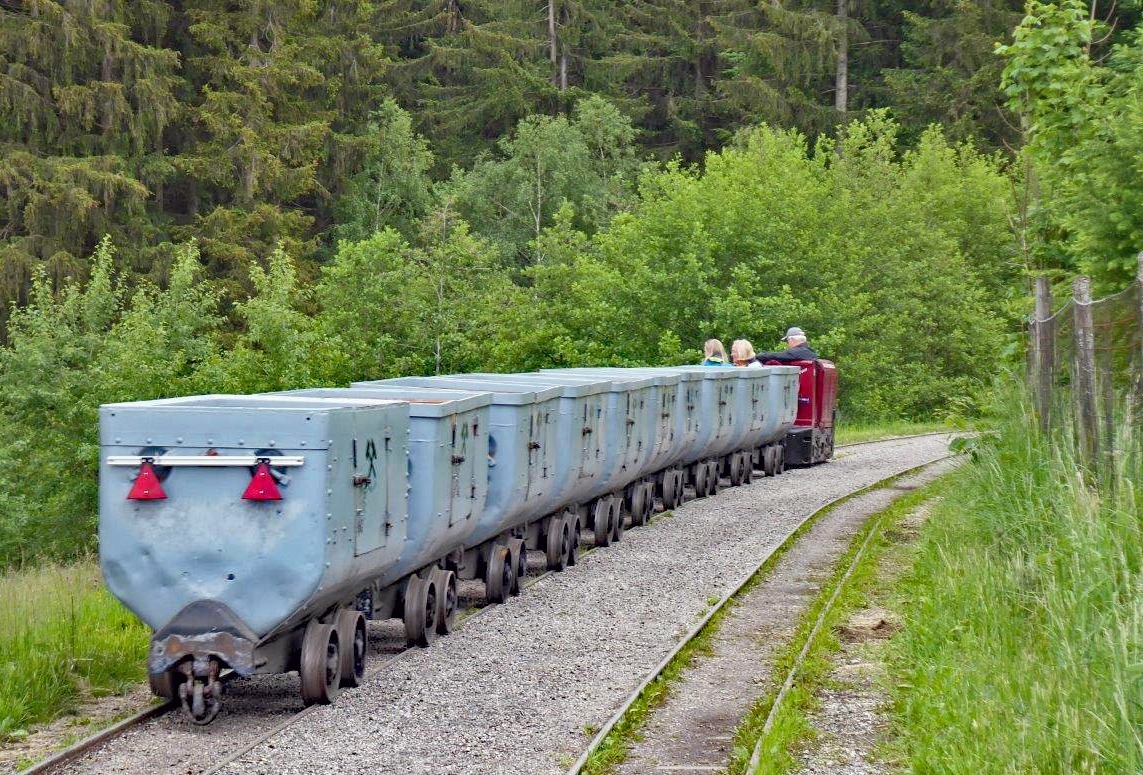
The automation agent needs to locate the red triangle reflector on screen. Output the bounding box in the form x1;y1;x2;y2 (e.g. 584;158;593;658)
243;461;282;501
127;462;167;500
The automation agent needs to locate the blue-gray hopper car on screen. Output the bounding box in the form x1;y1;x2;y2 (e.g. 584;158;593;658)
98;366;802;723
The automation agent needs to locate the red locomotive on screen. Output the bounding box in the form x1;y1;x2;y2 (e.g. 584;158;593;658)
782;359;838;466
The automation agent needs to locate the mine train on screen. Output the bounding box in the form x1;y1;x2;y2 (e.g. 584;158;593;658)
98;361;837;723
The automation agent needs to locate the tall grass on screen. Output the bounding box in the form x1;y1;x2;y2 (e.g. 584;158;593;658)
835;419;961;446
0;561;148;741
888;390;1142;772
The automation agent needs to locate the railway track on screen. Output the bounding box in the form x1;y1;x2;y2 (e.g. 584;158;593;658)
17;561;560;775
15;432;957;775
566;452;957;775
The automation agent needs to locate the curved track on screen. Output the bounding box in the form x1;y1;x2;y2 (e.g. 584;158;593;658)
18;432;956;775
568;454;956;775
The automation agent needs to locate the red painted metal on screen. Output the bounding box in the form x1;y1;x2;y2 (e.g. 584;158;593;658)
127;462;167;500
786;359;837;430
242;461;283;501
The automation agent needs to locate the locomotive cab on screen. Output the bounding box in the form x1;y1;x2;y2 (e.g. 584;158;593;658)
778;359;838;466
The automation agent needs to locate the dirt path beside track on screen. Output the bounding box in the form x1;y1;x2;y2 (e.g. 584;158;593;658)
614;459;958;775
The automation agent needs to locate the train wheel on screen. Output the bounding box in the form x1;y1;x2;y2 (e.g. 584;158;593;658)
730;454;744;486
404;575;438;646
764;446;778;476
676;470;688;505
546;516;569;570
661;470;677;510
777;447;787;474
643;481;656;521
741;452;754;484
629;484;648;527
508;537;527;594
430;567;458;634
335;608;367;687
301;620;342;705
486;545;514;603
148;669;180;699
567;517;581;566
693;464;708;498
708;461;722;495
592;499;612;547
610;497;625;542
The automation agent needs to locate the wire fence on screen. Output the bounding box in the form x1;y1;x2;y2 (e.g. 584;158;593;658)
1029;259;1143;476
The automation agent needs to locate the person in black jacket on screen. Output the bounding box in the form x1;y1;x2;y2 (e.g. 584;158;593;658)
754;327;819;363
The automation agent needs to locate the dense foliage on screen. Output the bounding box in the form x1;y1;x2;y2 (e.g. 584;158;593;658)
0;0;1048;326
999;0;1143;289
890;389;1142;772
0;112;1016;564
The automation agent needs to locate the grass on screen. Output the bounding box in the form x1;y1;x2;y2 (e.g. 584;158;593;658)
885;390;1143;773
579;468;934;775
0;560;148;743
835;419;962;446
726;477;950;775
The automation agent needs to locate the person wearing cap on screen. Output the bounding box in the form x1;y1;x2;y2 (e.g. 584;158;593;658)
754;327;819;363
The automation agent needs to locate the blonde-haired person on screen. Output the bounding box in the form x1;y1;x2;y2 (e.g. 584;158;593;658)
700;339;730;366
731;339;763;368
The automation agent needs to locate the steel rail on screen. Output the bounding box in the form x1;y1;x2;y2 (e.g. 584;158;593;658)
565;450;957;775
14;701;175;775
834;429;959;450
19;434;956;775
196;564;565;775
17;563;563;775
745;494;891;773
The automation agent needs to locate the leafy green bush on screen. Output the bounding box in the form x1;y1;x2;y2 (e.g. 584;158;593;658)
531;115;1017;419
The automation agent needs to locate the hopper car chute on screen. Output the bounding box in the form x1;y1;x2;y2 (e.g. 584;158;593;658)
98;362;832;723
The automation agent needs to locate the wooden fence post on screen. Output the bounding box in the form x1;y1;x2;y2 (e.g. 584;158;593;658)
1073;275;1098;464
1137;252;1143;393
1134;252;1143;464
1033;277;1053;433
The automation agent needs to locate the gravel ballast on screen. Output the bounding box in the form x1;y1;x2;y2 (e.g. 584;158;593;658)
614;459;960;774
56;434;954;775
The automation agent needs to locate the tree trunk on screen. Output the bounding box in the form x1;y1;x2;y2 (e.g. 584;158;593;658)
835;0;848;113
548;1;559;87
694;2;710;97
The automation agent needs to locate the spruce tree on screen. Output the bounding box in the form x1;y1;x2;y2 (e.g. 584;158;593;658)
0;0;179;330
377;0;557;163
